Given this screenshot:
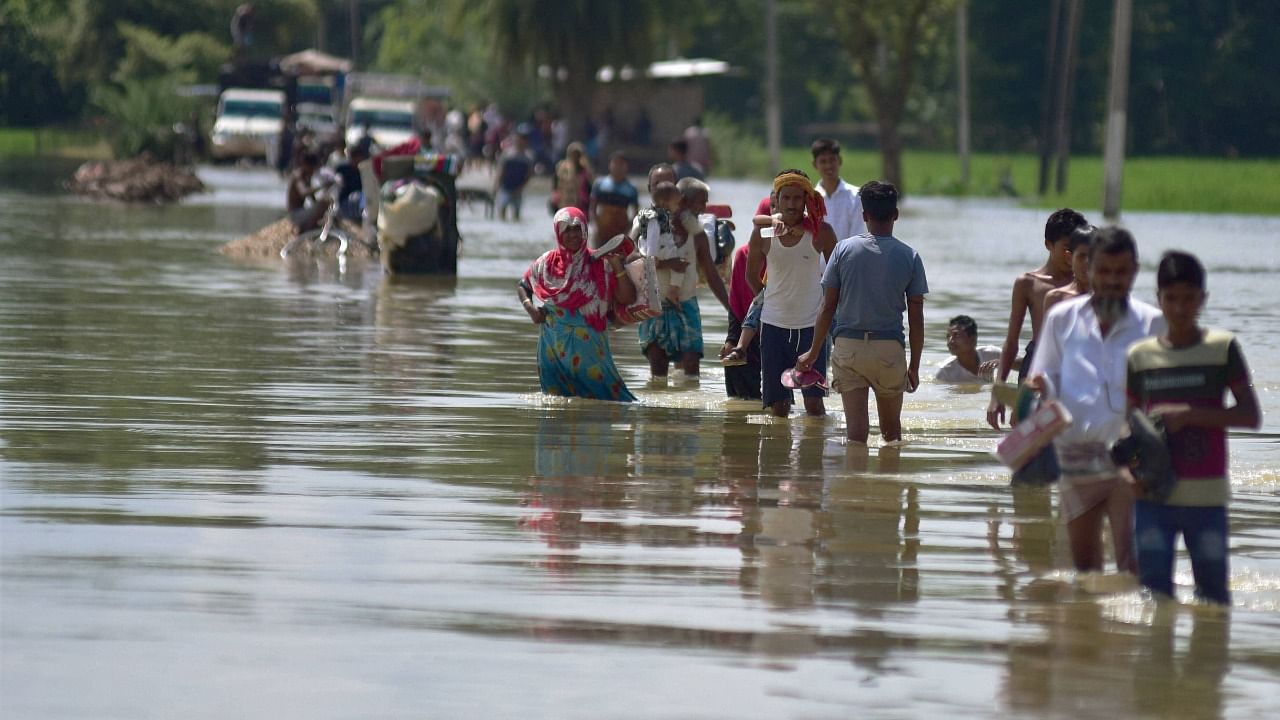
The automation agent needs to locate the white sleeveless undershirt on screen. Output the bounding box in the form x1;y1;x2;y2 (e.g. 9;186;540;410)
760;231;823;329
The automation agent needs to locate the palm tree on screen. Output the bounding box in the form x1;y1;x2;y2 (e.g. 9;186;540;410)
473;0;671;144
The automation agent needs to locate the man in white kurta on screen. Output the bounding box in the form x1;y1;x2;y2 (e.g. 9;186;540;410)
1029;228;1165;574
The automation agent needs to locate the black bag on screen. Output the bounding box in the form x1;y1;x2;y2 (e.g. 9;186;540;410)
713;219;735;266
1110;410;1177;502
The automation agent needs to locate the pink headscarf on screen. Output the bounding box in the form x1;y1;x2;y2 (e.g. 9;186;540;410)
523;207;614;332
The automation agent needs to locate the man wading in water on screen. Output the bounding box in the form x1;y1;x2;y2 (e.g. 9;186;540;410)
747;169;837;417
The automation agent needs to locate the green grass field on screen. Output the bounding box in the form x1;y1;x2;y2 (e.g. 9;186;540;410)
0;127;111;160
776;147;1280;216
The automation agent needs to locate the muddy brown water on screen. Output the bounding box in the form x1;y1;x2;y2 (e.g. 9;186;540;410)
2;161;1278;719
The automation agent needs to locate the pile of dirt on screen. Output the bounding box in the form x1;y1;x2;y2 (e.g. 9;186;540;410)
219;218;374;260
66;153;205;203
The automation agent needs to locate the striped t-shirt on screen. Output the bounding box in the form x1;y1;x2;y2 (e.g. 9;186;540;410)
1126;329;1251;506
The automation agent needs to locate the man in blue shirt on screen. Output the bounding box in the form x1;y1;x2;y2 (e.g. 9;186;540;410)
589;151;639;246
796;180;928;444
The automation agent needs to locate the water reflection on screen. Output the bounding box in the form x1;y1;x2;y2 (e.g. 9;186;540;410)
4;165;1280;718
820;445;921;610
1003;602;1230;718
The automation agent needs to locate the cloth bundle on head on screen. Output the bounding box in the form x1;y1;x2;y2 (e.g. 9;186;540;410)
523;207;614;332
771;171;826;236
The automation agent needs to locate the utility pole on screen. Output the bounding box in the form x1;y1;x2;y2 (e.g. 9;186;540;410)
1037;0;1063;195
765;0;781;172
1054;0;1083;193
956;0;971;188
1102;0;1133;221
349;0;361;71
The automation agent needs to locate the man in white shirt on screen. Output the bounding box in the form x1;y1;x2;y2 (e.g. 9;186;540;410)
811;138;865;241
936;315;1002;383
1028;227;1165;574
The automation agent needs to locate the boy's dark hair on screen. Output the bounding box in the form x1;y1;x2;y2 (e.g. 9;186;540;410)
1067;224;1097;252
609;150;628;165
810;137;841;159
859;180;898;221
1088;226;1138;263
1157;250;1206;291
1045;208;1088;242
669;139;689;155
948;315;978;339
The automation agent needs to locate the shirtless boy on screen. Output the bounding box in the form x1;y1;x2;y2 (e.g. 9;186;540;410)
1044;224;1095;314
986;208;1088;429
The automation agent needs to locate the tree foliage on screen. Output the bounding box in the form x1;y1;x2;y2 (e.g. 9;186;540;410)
0;8;71;125
467;0;674;138
826;0;956;190
369;0;542;116
112;22;229;85
92;75;196;158
4;0;1279;163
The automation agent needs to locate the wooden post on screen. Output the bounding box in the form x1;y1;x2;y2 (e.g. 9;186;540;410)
1102;0;1133;221
956;0;971;188
1037;0;1063;196
1054;0;1083;193
765;0;781;172
349;0;361;71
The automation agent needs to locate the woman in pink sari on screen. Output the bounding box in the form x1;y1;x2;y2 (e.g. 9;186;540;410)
518;207;637;401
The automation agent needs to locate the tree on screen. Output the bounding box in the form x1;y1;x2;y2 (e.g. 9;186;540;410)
369;0;542;116
0;11;70;125
827;0;955;191
468;0;672;143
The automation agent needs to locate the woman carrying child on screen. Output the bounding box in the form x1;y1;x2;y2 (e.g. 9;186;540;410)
518;207;637;402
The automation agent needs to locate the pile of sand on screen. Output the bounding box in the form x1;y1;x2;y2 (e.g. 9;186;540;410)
219;218;374;260
66;154;205;203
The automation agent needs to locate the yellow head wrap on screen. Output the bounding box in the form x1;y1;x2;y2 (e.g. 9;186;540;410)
771;172;826;233
772;171;816;196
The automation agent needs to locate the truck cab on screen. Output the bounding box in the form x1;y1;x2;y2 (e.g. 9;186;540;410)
345;98;417;150
210;88;285;162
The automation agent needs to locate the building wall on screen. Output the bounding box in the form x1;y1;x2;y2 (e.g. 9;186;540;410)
592;79;704;171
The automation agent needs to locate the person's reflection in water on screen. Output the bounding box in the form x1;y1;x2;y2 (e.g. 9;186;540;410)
1132;608;1230;717
987;485;1071;603
739;421;828;610
520;407;629;573
370;275;461;395
818;444;920;615
737;420;828;660
1001;600;1231;717
630;408;708;521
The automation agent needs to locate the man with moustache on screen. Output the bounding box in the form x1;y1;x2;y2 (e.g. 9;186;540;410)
1027;227;1165;575
747;169;837;417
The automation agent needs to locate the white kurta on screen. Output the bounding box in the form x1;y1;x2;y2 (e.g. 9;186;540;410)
1029;294;1165;448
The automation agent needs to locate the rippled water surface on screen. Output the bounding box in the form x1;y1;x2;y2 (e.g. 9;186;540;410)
2;161;1279;719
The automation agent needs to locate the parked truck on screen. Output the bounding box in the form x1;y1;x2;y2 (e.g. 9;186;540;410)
341;72;449;150
210;87;286;162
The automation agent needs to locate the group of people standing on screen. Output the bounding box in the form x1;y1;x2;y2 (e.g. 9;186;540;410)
517;138;928;449
983;210;1260;606
517;136;1262;607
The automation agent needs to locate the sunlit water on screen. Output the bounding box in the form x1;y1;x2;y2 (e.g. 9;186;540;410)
2;161;1278;719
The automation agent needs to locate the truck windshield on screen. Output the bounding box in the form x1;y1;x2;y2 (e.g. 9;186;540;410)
351;110;413;129
222;100;282;118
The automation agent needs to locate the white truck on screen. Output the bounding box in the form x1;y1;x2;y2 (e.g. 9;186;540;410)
345;97;417;150
341;72;449;151
210;88;285;162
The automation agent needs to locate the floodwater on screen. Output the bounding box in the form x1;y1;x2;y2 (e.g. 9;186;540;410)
2;160;1278;719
